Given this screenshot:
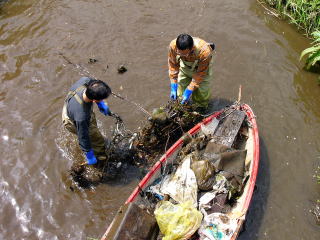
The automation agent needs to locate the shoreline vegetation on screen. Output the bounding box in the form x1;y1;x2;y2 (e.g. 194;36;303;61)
259;0;320;77
260;0;320;224
260;0;320;35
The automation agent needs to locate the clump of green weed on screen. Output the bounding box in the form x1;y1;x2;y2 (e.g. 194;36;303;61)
300;31;320;70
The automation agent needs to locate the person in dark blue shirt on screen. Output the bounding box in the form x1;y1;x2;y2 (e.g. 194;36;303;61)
62;77;113;165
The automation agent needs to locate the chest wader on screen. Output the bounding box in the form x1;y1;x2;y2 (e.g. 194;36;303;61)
61;85;107;161
176;47;213;108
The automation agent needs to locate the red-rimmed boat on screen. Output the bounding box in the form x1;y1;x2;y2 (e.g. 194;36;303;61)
102;103;259;240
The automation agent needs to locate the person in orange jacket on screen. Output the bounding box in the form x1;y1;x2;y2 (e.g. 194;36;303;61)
168;34;214;110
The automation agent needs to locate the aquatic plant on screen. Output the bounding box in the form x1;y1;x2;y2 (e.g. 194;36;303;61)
300;31;320;70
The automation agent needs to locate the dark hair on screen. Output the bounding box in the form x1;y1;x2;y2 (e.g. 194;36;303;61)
85;79;111;100
176;34;194;50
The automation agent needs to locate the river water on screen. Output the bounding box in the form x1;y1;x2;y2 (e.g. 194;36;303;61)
0;0;319;239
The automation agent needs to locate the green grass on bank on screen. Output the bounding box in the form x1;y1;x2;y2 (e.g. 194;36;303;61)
263;0;320;35
262;0;320;75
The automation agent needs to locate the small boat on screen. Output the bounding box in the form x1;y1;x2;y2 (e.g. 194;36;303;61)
102;103;259;240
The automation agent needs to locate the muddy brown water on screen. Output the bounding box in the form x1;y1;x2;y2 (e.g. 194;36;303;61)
0;0;319;239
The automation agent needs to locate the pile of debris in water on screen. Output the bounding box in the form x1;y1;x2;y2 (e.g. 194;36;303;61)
134;101;204;166
69;101;204;188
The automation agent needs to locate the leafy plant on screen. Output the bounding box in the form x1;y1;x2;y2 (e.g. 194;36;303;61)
300;31;320;70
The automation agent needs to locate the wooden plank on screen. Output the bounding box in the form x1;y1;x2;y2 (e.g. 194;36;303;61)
211;110;246;147
103;203;158;240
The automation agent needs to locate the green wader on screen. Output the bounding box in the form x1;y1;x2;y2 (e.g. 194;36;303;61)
61;85;107;161
177;53;214;108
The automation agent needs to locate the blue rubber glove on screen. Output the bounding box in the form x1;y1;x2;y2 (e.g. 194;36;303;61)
181;88;193;104
170;83;178;100
85;149;97;165
96;101;111;116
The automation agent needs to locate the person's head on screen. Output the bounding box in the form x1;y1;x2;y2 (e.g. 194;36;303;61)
176;34;193;50
176;34;194;57
85;79;111;101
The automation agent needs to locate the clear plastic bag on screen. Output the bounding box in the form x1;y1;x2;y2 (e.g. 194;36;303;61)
154;201;203;240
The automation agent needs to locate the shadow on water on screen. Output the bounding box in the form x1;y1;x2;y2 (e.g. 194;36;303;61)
238;137;270;240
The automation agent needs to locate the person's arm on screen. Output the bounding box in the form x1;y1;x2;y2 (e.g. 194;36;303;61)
75;119;91;152
168;40;179;84
75;119;97;165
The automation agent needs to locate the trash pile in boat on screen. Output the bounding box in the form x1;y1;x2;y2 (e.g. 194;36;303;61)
148;135;248;240
105;105;251;240
69;101;204;187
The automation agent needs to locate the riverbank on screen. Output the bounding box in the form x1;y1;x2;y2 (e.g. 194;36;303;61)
260;0;320;35
260;0;320;73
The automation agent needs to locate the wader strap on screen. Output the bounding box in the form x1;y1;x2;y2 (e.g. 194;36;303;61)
176;55;181;63
176;55;199;71
65;85;86;105
190;60;199;71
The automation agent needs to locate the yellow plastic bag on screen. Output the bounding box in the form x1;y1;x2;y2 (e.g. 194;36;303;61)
154;201;203;240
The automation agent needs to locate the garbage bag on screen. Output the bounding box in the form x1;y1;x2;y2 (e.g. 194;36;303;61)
191;160;216;191
154;201;203;240
215;150;246;181
160;155;198;207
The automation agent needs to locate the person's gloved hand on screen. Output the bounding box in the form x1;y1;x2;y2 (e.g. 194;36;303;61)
85;149;97;165
181;88;193;104
170;83;178;100
96;101;111;116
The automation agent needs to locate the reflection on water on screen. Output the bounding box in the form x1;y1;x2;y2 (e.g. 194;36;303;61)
293;70;320;124
0;0;319;239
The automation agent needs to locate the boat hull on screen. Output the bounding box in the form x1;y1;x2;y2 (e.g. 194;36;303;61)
102;104;259;240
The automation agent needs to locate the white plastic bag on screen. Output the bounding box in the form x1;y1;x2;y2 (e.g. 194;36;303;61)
160;155;198;207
